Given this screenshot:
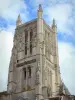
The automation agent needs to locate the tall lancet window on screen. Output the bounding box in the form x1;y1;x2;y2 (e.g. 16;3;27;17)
30;29;33;54
30;44;32;54
30;29;33;42
25;30;28;55
28;66;31;77
23;68;26;79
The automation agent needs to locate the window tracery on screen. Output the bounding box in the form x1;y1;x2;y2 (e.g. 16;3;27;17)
25;30;28;55
30;29;33;54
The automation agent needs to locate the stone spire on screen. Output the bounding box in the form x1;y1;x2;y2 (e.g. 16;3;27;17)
52;18;57;32
37;4;43;19
53;18;55;25
38;4;43;12
52;18;56;27
16;14;22;27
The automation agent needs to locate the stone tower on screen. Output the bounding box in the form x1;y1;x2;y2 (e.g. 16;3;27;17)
7;4;61;100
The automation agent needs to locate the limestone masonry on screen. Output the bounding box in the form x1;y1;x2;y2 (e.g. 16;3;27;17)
0;4;70;100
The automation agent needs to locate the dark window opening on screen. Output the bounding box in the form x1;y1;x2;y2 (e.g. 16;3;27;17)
25;30;28;43
17;60;19;63
25;45;27;55
30;44;32;54
30;29;33;42
25;30;28;55
28;67;31;77
30;29;33;54
24;68;26;79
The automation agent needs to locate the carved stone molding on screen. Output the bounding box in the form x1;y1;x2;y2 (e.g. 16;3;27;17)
35;61;41;84
36;70;40;84
17;59;36;67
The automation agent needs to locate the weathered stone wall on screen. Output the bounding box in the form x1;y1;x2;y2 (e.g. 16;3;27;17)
0;92;11;100
7;19;38;100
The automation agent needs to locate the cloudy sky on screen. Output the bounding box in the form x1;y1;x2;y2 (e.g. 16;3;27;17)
0;0;75;95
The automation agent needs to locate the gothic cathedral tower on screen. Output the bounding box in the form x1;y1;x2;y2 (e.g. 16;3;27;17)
7;4;61;100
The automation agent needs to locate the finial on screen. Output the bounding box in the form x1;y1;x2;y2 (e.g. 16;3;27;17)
17;14;22;22
52;18;57;32
37;4;43;18
52;18;57;29
18;14;21;21
16;14;22;27
38;4;43;12
53;18;55;26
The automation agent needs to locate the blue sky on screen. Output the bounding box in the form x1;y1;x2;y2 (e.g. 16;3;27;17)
0;0;75;95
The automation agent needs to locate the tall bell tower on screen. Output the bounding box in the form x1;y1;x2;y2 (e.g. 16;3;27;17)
7;4;61;100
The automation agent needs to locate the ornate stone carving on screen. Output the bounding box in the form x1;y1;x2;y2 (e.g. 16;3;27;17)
17;42;25;52
17;32;24;43
32;38;37;47
36;70;40;84
36;61;41;84
37;61;40;71
47;87;52;97
17;59;36;67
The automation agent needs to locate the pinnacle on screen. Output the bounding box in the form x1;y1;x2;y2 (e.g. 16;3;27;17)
53;18;55;25
17;14;21;21
38;4;43;11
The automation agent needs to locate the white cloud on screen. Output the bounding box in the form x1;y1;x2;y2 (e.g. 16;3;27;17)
0;0;29;92
58;41;75;95
27;0;75;37
0;0;29;22
0;27;13;92
44;4;73;35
